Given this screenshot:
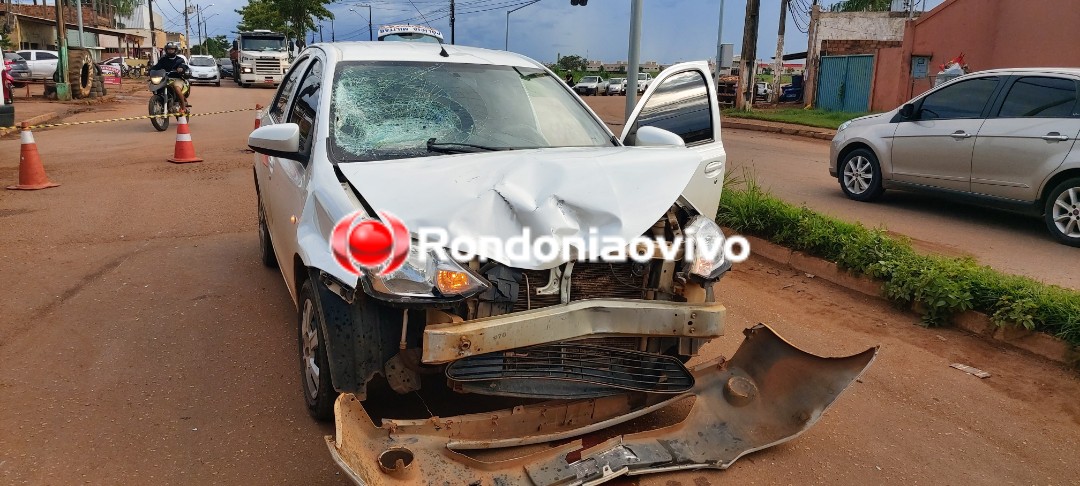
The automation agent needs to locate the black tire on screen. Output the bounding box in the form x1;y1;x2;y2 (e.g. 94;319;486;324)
68;49;93;99
258;195;278;267
1043;177;1080;247
298;279;337;422
214;81;220;87
149;95;169;131
838;148;885;202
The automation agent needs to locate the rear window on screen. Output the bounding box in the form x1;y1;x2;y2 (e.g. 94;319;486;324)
998;77;1078;118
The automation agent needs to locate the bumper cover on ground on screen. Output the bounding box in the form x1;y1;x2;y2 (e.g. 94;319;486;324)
328;323;877;485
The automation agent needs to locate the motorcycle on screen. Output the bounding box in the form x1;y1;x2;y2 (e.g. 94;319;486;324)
147;68;191;131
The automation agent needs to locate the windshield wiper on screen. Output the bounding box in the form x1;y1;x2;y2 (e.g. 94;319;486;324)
426;138;510;154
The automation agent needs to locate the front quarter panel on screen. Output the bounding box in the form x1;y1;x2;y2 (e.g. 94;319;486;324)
831;112;899;180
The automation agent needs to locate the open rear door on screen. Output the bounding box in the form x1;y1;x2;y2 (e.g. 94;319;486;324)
621;62;726;217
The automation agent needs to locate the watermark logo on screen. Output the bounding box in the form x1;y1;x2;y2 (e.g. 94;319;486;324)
329;211;411;276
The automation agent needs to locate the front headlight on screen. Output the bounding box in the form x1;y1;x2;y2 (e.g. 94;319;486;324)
364;245;488;301
684;216;732;281
241;67;253;73
837;120;852;132
149;76;163;84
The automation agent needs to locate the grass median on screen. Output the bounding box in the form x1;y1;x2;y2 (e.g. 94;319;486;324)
717;175;1080;349
721;108;868;130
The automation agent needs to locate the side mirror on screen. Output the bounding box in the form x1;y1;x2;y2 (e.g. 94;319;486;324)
632;126;686;147
899;103;916;120
249;123;302;159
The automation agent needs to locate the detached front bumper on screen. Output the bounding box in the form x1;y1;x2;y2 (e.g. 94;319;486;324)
328;324;878;485
422;298;726;364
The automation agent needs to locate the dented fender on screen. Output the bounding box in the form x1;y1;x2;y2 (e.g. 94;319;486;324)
326;324;878;485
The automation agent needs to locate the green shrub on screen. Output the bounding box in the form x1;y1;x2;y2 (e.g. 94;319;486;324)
718;174;1080;346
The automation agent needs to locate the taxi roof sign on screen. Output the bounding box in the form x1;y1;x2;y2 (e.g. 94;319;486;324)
377;24;445;41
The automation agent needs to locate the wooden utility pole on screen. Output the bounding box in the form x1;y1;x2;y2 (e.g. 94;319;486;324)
54;0;71;100
735;0;760;111
771;0;789;103
149;0;159;62
803;0;820;108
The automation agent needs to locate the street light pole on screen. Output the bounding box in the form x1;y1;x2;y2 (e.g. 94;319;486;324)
624;0;643;120
504;0;539;51
350;6;373;41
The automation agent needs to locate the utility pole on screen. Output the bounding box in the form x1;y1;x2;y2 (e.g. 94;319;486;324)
330;17;335;42
197;5;203;54
183;0;192;56
148;0;159;63
54;0;71;100
449;0;456;44
75;0;85;47
624;0;643;120
771;0;788;103
714;0;725;87
319;23;323;42
803;0;820;108
735;0;760;111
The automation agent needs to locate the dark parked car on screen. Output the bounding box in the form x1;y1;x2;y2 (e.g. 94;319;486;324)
4;52;32;87
217;57;234;79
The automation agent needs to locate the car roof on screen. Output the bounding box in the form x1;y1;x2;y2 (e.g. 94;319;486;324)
970;67;1080;77
191;54;214;58
320;42;543;69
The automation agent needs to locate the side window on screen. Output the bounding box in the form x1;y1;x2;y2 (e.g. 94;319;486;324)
269;57;309;122
287;59;323;162
37;52;57;60
628;70;713;146
17;51;30;60
998;77;1078;118
918;77;999;120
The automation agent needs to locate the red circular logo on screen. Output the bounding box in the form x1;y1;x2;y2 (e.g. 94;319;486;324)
348;221;393;267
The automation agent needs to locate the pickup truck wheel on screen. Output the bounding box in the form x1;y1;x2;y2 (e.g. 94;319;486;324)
299;279;336;422
1044;177;1080;247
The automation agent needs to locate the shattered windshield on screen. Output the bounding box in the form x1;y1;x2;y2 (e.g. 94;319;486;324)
330;61;613;162
241;37;287;51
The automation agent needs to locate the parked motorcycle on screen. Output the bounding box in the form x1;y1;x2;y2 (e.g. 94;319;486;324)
147;68;190;131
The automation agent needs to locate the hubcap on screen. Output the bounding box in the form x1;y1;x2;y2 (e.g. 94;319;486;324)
843;156;874;194
301;299;320;399
1051;187;1080;238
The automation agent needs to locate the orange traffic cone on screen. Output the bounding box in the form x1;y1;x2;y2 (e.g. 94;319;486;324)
167;116;203;164
7;123;60;190
254;104;263;129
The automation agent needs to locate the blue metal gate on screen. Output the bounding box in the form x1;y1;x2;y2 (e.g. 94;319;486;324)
815;55;874;112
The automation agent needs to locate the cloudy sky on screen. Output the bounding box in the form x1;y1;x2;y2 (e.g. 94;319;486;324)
169;0;942;64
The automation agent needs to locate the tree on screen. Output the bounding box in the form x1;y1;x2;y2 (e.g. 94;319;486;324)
557;55;588;73
828;0;891;11
192;35;229;58
236;0;333;44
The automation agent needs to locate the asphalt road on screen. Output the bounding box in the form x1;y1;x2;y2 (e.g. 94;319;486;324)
0;85;1077;485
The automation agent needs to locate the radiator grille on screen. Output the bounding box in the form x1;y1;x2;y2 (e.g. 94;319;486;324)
512;262;646;312
445;342;694;397
254;59;281;75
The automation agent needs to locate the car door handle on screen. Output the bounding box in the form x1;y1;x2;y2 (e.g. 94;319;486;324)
1041;132;1070;142
949;131;971;139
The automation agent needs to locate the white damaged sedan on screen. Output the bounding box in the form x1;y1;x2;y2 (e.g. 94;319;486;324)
249;41;874;485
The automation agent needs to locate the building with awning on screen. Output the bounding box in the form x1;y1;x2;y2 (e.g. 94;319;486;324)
1;10;139;61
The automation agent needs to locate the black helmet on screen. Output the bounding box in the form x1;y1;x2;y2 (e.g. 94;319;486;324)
164;42;180;58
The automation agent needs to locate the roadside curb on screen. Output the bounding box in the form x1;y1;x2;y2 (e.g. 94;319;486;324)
737;233;1077;366
723;119;835;141
0;112;60;137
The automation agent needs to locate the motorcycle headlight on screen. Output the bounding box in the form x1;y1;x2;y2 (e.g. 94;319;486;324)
684;216;732;281
363;244;488;301
149;76;163;84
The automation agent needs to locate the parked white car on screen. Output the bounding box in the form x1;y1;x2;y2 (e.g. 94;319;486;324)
249;41;872;484
635;71;653;93
187;55;221;86
831;68;1080;246
573;75;609;96
16;50;58;80
606;76;627;95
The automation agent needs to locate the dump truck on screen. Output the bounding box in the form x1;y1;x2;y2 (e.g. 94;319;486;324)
230;30;289;88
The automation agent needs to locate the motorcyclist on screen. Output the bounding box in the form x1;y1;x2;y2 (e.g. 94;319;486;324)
148;42;190;113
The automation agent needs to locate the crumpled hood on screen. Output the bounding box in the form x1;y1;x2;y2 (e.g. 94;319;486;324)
337;146;701;270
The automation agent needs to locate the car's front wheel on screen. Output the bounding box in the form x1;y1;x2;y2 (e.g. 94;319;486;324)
839;148;884;202
298;279;336;421
1044;177;1080;247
